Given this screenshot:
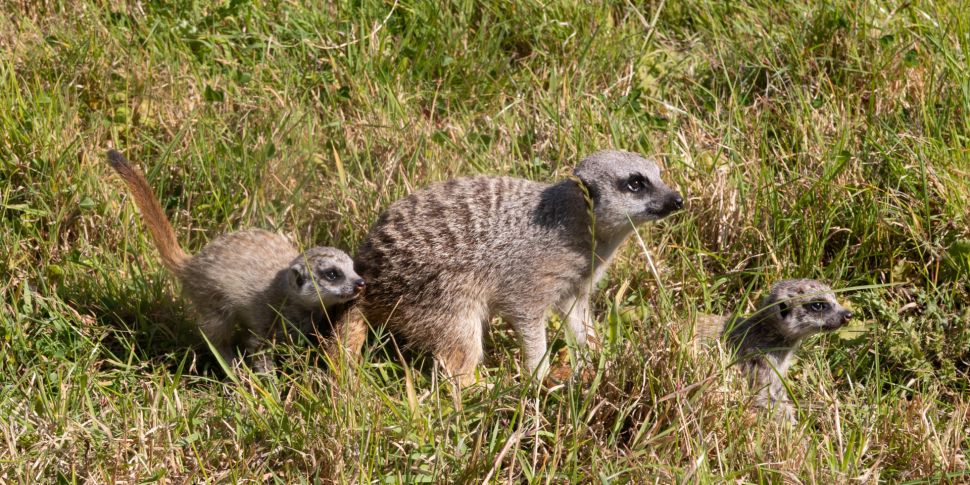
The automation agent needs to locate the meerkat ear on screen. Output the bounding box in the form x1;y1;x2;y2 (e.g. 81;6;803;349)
289;265;305;288
573;176;600;205
778;301;791;318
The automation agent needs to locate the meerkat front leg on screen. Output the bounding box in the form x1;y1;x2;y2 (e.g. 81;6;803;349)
753;385;796;425
214;344;238;370
749;365;796;425
242;334;275;373
557;293;598;351
508;314;551;382
766;374;797;425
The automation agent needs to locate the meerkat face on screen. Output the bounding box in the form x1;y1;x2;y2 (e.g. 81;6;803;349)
288;247;365;308
762;279;853;340
574;150;683;233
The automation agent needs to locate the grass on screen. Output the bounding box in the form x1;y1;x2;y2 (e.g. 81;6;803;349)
1;0;968;481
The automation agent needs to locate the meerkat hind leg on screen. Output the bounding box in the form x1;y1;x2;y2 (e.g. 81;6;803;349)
197;312;240;370
436;332;484;388
432;304;487;388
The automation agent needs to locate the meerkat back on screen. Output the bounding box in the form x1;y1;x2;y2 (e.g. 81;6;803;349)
179;229;299;311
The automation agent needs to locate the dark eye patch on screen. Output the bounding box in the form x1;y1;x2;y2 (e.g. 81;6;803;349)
320;268;342;281
805;301;829;312
625;174;650;193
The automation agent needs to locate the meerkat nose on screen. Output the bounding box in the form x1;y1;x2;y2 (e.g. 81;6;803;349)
354;279;366;289
672;194;684;210
841;310;853;322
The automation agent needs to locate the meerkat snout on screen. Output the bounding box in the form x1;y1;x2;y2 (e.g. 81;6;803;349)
662;192;685;213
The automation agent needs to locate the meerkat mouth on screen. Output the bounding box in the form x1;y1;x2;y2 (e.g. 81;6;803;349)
822;320;849;331
821;315;853;331
646;192;685;219
340;285;365;300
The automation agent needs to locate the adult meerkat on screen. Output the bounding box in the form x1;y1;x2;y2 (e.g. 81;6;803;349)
106;150;365;370
695;279;853;421
346;150;683;384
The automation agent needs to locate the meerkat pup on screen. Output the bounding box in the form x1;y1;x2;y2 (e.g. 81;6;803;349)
696;279;853;422
344;150;683;385
106;150;365;371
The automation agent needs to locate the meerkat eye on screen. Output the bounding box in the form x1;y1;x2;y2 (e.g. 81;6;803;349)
321;268;342;281
625;175;648;193
805;301;829;312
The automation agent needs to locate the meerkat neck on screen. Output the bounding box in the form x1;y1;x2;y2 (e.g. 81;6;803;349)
594;225;634;255
538;180;632;282
726;315;799;362
556;179;635;247
536;180;595;237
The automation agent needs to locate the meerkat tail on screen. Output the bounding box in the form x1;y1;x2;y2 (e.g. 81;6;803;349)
106;149;189;273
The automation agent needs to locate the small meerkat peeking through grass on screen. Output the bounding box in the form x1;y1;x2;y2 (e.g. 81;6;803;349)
106;150;365;371
695;279;853;422
341;150;684;386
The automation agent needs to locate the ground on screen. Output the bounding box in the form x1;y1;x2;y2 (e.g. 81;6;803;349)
1;0;968;482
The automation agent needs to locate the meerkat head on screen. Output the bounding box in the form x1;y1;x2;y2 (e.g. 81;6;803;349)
287;247;365;308
757;279;853;341
573;150;683;235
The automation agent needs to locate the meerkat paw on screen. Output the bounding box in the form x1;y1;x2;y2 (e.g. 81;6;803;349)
584;335;601;353
461;376;494;392
527;358;552;386
547;348;575;383
546;347;599;385
249;352;277;374
775;402;797;426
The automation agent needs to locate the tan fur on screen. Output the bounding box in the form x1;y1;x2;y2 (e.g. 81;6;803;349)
107;150;188;272
343;150;683;384
106;150;364;370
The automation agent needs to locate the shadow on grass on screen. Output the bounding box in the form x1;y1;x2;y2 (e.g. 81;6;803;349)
57;270;364;380
56;271;232;378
